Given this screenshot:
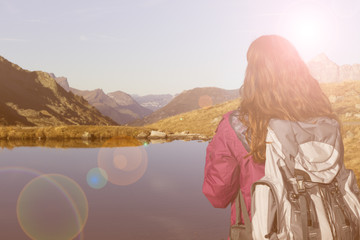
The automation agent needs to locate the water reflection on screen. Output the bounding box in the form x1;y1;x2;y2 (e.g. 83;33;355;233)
0;136;147;149
0;141;230;239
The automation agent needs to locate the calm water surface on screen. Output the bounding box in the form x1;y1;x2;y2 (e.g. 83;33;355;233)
0;140;230;240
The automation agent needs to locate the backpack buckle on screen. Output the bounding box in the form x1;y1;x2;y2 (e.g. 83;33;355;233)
296;175;306;193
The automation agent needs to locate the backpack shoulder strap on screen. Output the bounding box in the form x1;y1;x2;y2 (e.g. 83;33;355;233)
235;190;251;228
251;179;279;239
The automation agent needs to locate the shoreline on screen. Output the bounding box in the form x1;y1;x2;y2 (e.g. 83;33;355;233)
0;125;211;148
0;121;357;148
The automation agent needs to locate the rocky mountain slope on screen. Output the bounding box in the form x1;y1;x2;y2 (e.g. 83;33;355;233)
131;94;173;111
132;87;239;126
49;73;70;92
70;88;151;125
108;91;152;118
0;56;116;126
308;53;360;82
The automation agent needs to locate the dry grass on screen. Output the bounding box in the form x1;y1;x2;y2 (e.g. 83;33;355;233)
0;136;146;149
0;125;152;141
321;81;360;121
343;123;360;185
146;99;241;137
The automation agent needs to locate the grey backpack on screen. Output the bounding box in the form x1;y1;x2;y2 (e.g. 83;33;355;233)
251;117;360;239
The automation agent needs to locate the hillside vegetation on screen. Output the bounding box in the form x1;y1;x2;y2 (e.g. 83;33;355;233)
148;81;360;135
132;87;239;126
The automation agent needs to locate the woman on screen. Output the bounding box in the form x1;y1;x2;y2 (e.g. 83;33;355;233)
202;35;339;234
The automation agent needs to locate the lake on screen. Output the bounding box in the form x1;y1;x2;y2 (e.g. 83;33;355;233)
0;140;230;240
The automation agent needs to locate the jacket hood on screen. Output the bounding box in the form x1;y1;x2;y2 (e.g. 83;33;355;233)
268;117;343;183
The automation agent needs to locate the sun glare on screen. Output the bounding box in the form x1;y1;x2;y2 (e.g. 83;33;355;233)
279;2;340;61
294;17;321;44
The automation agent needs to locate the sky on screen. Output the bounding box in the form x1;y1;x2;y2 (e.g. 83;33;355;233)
1;0;360;95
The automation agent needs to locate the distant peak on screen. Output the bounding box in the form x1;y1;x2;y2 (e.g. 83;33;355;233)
94;88;106;94
309;53;334;63
0;55;26;72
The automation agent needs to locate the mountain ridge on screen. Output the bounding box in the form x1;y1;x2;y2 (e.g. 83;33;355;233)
131;94;173;111
131;87;240;126
70;88;151;125
308;53;360;82
0;55;116;126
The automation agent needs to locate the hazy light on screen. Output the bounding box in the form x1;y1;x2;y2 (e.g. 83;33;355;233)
17;174;88;240
97;144;148;186
278;2;340;61
198;95;213;108
86;168;108;189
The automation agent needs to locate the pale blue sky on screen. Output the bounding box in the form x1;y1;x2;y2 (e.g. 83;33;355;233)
1;0;360;95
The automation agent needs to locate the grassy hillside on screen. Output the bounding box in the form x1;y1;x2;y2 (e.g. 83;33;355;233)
146;99;240;136
132;87;239;126
148;81;360;135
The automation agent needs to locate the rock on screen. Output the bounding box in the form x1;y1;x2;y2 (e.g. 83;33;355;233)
82;131;93;139
355;104;360;110
345;113;353;118
51;74;70;92
148;130;167;139
137;132;149;138
355;114;360;119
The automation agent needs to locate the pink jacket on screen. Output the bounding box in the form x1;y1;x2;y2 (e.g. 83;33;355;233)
202;111;265;225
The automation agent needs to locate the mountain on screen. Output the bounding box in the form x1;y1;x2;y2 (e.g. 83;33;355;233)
49;73;70;92
0;56;116;126
131;87;240;126
131;94;173;111
108;91;152;118
70;88;151;125
308;53;360;82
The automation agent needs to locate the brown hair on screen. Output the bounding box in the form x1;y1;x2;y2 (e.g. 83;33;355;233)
239;35;338;163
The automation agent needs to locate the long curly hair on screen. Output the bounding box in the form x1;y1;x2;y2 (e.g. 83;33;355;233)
239;35;339;163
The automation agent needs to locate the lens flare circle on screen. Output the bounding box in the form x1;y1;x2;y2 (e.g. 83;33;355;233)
113;154;128;170
0;166;43;177
198;95;213;108
86;168;108;189
16;174;88;240
98;145;148;186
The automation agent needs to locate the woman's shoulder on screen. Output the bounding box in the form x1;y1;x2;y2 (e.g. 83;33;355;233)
226;110;250;152
215;110;238;132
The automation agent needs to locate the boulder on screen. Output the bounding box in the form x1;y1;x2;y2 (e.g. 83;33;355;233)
82;131;94;140
148;130;167;139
